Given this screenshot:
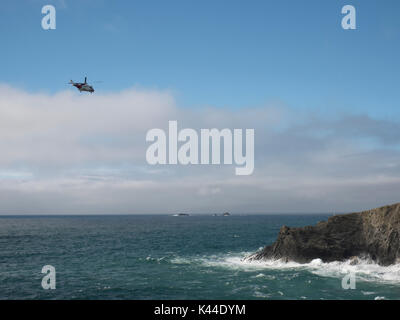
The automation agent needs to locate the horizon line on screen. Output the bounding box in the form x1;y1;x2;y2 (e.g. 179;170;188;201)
0;212;337;217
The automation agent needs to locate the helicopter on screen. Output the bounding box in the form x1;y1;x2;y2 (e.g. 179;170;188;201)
69;77;95;93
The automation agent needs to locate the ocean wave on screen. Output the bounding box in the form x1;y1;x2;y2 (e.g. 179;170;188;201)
142;256;168;263
171;251;400;284
303;258;400;283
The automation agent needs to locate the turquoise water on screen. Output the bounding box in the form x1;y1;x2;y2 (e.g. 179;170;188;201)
1;215;399;300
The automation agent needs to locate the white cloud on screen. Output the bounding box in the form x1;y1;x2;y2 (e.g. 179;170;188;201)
0;85;399;214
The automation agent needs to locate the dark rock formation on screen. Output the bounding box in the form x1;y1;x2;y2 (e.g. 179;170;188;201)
248;203;400;266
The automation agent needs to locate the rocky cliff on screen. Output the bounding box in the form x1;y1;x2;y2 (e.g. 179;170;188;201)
248;203;400;266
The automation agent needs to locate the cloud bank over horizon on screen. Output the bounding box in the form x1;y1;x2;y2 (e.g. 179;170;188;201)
0;84;399;214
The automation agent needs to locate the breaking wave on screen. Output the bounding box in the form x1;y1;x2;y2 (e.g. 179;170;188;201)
170;251;400;284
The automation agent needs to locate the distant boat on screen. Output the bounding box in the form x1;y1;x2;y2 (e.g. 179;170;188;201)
223;212;230;216
172;213;190;216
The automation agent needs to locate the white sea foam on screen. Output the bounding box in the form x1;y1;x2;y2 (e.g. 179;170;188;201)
144;255;167;263
304;258;400;283
170;251;400;284
361;291;376;295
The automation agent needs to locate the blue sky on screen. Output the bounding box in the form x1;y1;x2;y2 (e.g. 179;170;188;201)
1;0;399;115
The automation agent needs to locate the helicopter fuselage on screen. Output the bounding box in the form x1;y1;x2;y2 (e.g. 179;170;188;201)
73;83;94;93
69;78;95;93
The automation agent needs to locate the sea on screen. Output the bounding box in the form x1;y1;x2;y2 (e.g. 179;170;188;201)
1;214;399;300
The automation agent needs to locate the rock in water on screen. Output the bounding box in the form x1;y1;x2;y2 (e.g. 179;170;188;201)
248;203;400;266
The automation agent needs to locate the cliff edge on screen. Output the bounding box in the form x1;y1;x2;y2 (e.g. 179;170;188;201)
248;203;400;266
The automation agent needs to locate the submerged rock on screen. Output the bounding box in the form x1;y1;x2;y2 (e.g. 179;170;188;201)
248;203;400;266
